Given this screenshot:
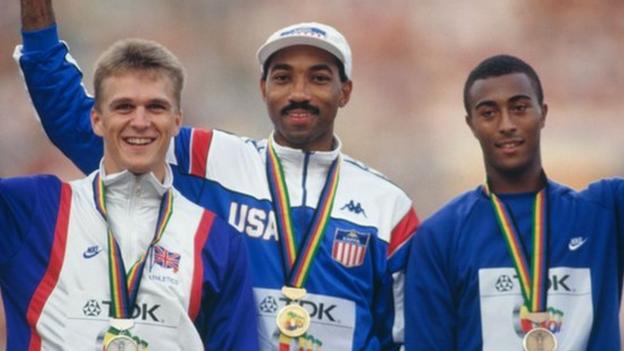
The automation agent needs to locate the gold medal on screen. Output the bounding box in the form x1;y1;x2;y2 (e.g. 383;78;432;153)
523;327;557;351
276;303;310;337
276;286;310;337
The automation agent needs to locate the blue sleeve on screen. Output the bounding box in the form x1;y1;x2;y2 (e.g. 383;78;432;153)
371;238;401;350
404;224;457;351
581;178;624;239
580;177;624;287
199;217;259;350
17;25;102;173
0;176;61;264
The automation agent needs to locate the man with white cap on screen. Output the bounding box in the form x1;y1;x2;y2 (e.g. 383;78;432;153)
16;1;420;349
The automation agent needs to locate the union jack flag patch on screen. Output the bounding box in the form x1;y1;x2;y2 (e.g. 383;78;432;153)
331;229;370;268
151;245;181;273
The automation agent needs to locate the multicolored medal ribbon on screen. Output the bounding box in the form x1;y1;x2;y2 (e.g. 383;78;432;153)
93;173;173;350
484;182;557;351
266;140;340;339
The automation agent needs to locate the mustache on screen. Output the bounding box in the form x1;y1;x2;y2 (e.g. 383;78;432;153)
280;102;320;116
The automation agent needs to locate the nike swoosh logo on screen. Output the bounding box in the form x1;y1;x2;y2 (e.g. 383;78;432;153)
568;237;588;251
83;248;103;259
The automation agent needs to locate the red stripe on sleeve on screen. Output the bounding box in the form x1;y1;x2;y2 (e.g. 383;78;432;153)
189;129;213;178
27;183;72;351
189;210;215;320
387;208;420;258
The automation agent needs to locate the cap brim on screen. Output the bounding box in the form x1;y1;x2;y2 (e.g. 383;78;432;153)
257;36;345;67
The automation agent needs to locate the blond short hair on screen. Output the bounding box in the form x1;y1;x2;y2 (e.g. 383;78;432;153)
93;38;185;111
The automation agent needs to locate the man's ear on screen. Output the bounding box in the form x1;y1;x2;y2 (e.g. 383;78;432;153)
91;108;104;137
539;103;548;129
260;78;268;101
338;80;353;107
172;109;183;136
465;114;477;137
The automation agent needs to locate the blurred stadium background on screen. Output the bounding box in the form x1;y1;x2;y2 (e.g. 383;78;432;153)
0;0;623;348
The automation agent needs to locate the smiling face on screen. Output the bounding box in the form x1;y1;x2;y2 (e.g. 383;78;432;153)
92;69;181;181
260;45;352;151
465;72;547;186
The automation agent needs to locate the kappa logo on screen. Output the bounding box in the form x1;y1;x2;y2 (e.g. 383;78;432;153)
340;200;367;217
568;236;588;251
83;245;103;259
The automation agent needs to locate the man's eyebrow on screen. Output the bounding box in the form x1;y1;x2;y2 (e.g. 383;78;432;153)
309;63;333;72
508;94;532;103
268;63;292;72
474;100;497;110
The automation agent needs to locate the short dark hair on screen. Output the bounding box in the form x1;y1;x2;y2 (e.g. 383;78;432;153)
463;54;543;114
261;52;349;82
93;38;185;111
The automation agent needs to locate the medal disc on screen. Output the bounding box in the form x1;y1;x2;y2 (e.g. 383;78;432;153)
276;303;311;337
522;327;557;351
103;335;139;351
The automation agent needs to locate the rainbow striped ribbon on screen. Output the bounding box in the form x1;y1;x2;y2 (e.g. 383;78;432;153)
93;173;174;318
266;141;340;288
484;183;548;312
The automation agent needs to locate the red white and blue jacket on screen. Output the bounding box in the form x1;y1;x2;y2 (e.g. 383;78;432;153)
0;170;258;350
15;25;420;350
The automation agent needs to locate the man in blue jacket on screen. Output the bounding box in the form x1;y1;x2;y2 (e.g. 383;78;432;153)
2;32;258;349
15;0;420;349
404;54;624;350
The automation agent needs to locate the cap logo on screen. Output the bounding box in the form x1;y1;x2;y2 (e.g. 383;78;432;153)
280;26;326;39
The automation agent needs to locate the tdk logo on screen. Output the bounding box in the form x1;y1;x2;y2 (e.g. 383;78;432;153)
85;300;163;322
341;200;367;217
505;274;573;292
279;297;337;322
228;202;278;241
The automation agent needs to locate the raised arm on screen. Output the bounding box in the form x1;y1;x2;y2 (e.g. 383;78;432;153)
17;0;103;173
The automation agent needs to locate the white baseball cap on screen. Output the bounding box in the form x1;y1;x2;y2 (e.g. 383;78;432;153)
257;22;352;79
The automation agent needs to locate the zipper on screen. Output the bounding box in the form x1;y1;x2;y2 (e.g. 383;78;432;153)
301;151;311;206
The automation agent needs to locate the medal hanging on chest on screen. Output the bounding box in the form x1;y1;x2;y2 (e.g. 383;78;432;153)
266;141;341;340
93;173;174;351
484;183;557;351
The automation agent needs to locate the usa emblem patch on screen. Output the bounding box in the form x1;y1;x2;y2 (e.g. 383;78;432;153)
331;229;370;268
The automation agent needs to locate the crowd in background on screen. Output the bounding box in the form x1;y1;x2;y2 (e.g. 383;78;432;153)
1;0;623;217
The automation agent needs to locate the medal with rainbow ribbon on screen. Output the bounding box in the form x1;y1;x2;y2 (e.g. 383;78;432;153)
266;140;340;339
484;182;557;351
93;173;174;350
